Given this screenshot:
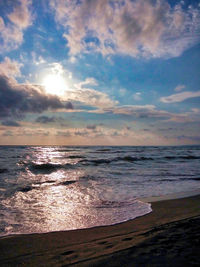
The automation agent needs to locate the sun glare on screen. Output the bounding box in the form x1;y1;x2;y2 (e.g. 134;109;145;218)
42;74;67;96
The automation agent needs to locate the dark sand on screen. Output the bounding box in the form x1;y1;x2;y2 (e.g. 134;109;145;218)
0;195;200;266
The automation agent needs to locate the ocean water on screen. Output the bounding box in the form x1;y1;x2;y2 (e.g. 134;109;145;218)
0;145;200;236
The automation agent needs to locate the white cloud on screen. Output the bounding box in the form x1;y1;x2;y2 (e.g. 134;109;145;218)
92;104;200;123
160;91;200;103
74;77;98;89
8;0;32;29
191;108;200;114
133;92;142;101
67;88;117;109
64;77;117;108
95;104;168;117
119;88;127;96
0;0;32;53
174;84;185;92
0;57;22;78
50;0;200;58
32;52;46;65
55;126;131;140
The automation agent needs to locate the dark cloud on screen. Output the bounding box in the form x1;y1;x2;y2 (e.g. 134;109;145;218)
65;102;73;109
158;127;174;131
86;124;97;130
2;130;13;136
126;126;131;130
177;135;200;142
0;75;73;119
56;131;71;137
111;131;120;137
1;120;21;127
15;129;50;137
101;105;172;119
35;116;56;124
74;130;88;136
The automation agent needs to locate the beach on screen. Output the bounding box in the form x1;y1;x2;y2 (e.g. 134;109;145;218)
0;194;200;266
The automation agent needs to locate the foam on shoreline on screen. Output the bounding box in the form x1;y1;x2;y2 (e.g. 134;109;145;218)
0;194;200;266
139;188;200;203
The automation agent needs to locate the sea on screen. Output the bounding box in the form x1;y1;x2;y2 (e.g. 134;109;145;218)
0;145;200;237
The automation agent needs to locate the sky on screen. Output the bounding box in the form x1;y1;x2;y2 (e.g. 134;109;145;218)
0;0;200;146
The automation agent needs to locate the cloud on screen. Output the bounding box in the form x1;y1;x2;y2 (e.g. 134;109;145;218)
174;84;185;92
51;0;200;58
2;130;13;136
75;77;98;89
66;77;117;108
97;104;170;118
8;0;32;28
158;127;174;132
67;88;117;108
1;120;21;127
55;127;131;139
32;53;46;66
0;75;73;119
176;135;200;142
160;91;200;103
35;116;57;124
65;102;74;109
74;130;89;137
56;131;71;137
94;104;199;123
35;115;69;125
133;92;142;101
15;129;50;137
0;0;32;53
0;57;22;78
86;124;97;130
119;88;127;96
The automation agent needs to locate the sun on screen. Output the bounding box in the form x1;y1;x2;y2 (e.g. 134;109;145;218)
42;74;67;96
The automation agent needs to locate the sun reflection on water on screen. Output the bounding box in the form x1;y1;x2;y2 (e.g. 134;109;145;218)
1;146;151;236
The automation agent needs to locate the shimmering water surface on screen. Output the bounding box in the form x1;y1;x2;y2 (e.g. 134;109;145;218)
0;145;200;236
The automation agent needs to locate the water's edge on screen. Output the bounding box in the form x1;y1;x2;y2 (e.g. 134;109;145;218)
2;189;200;239
139;189;200;203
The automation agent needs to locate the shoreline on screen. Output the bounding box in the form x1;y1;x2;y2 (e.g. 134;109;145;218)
139;188;200;202
0;194;200;266
1;188;200;238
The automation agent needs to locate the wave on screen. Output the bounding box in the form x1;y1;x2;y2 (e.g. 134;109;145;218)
57;148;82;152
67;155;86;159
95;148;112;152
24;154;200;174
80;174;102;181
29;163;63;174
177;177;200;181
80;159;112;165
120;156;153;161
28;162;77;174
18;185;33;193
164;155;200;160
191;177;200;181
18;179;77;193
92;199;137;208
80;156;153;165
59;180;76;186
154;176;200;182
0;168;8;174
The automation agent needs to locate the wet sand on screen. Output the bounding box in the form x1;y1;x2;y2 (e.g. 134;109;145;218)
0;194;200;266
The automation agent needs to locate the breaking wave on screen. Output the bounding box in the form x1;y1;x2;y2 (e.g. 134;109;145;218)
0;168;8;174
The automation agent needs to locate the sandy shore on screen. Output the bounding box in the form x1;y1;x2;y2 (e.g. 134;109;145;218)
0;194;200;266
